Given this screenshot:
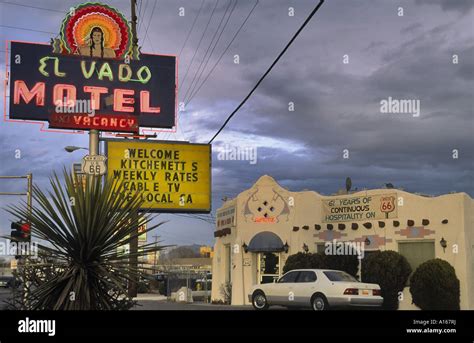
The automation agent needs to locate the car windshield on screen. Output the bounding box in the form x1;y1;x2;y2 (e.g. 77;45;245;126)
323;271;358;282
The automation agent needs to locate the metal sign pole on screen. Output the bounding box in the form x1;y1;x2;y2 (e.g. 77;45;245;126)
89;130;99;156
128;0;139;298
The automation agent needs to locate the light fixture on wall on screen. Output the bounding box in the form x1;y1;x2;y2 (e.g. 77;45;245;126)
364;237;371;246
283;242;289;253
242;242;248;253
440;237;447;253
303;243;309;253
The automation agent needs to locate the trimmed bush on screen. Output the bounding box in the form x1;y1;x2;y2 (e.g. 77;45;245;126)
324;254;359;278
282;252;359;277
409;259;460;310
283;252;314;273
361;250;412;310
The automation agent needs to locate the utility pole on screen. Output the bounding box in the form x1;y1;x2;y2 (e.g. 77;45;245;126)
152;235;159;274
128;0;139;298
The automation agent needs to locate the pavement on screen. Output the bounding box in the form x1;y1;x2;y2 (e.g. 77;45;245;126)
0;290;282;310
132;292;252;310
131;293;289;310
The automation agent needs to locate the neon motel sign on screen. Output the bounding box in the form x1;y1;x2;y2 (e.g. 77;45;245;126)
7;3;176;133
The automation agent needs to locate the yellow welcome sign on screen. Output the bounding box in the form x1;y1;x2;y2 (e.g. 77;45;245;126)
106;140;211;213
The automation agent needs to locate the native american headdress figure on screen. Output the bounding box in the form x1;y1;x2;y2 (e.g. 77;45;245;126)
52;2;139;60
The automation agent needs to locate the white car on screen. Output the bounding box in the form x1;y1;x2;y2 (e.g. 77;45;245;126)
249;269;383;310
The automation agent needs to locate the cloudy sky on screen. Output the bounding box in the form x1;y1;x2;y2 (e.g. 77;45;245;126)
0;0;473;247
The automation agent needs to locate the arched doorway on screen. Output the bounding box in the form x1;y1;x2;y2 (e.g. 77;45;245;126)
247;231;285;284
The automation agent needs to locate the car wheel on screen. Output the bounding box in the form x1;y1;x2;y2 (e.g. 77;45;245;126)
311;294;329;311
252;291;269;310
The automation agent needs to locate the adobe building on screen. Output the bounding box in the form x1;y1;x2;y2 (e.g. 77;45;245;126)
211;175;474;309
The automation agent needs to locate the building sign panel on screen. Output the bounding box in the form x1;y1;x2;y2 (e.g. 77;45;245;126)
106;140;211;213
322;193;397;223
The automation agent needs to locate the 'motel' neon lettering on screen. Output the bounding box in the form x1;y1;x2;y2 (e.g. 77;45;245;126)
8;41;176;131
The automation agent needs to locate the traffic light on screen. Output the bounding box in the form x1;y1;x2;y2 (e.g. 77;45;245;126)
10;222;31;242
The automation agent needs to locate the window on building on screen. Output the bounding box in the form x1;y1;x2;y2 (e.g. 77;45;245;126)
398;241;435;272
316;243;326;254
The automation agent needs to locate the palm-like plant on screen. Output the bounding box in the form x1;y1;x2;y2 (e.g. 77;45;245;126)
5;169;166;310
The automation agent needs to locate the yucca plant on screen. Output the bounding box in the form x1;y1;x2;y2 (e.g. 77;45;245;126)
4;169;167;310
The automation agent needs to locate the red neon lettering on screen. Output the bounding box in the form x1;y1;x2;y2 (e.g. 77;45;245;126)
114;89;135;112
53;84;76;107
140;91;160;113
13;81;45;106
84;86;108;110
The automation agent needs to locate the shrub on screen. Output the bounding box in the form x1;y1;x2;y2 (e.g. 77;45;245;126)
220;282;232;304
283;252;314;273
410;259;460;310
361;250;412;310
158;282;167;296
137;281;149;294
324;254;359;278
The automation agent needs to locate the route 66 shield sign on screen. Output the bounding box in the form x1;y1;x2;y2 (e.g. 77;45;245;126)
82;155;107;176
380;196;395;214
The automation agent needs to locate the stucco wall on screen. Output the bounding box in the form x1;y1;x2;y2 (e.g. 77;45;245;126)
212;175;473;309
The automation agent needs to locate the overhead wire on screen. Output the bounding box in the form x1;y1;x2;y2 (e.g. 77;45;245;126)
185;0;258;107
179;0;219;94
206;0;325;144
178;0;205;59
160;0;219;142
182;0;236;105
0;1;65;13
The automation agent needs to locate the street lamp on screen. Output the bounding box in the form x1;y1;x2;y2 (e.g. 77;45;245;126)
64;146;88;153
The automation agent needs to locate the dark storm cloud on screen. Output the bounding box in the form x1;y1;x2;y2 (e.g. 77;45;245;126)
415;0;474;13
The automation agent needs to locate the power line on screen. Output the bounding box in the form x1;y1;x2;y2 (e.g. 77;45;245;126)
178;0;205;58
142;0;158;48
185;0;258;107
0;1;65;13
183;0;236;104
0;24;56;35
207;0;325;144
137;0;149;34
138;0;143;18
161;0;219;142
179;0;219;94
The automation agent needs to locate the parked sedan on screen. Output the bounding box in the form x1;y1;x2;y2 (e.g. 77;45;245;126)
0;276;14;288
249;269;383;310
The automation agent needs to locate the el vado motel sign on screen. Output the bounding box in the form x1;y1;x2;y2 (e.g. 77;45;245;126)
4;2;212;213
5;2;177;133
